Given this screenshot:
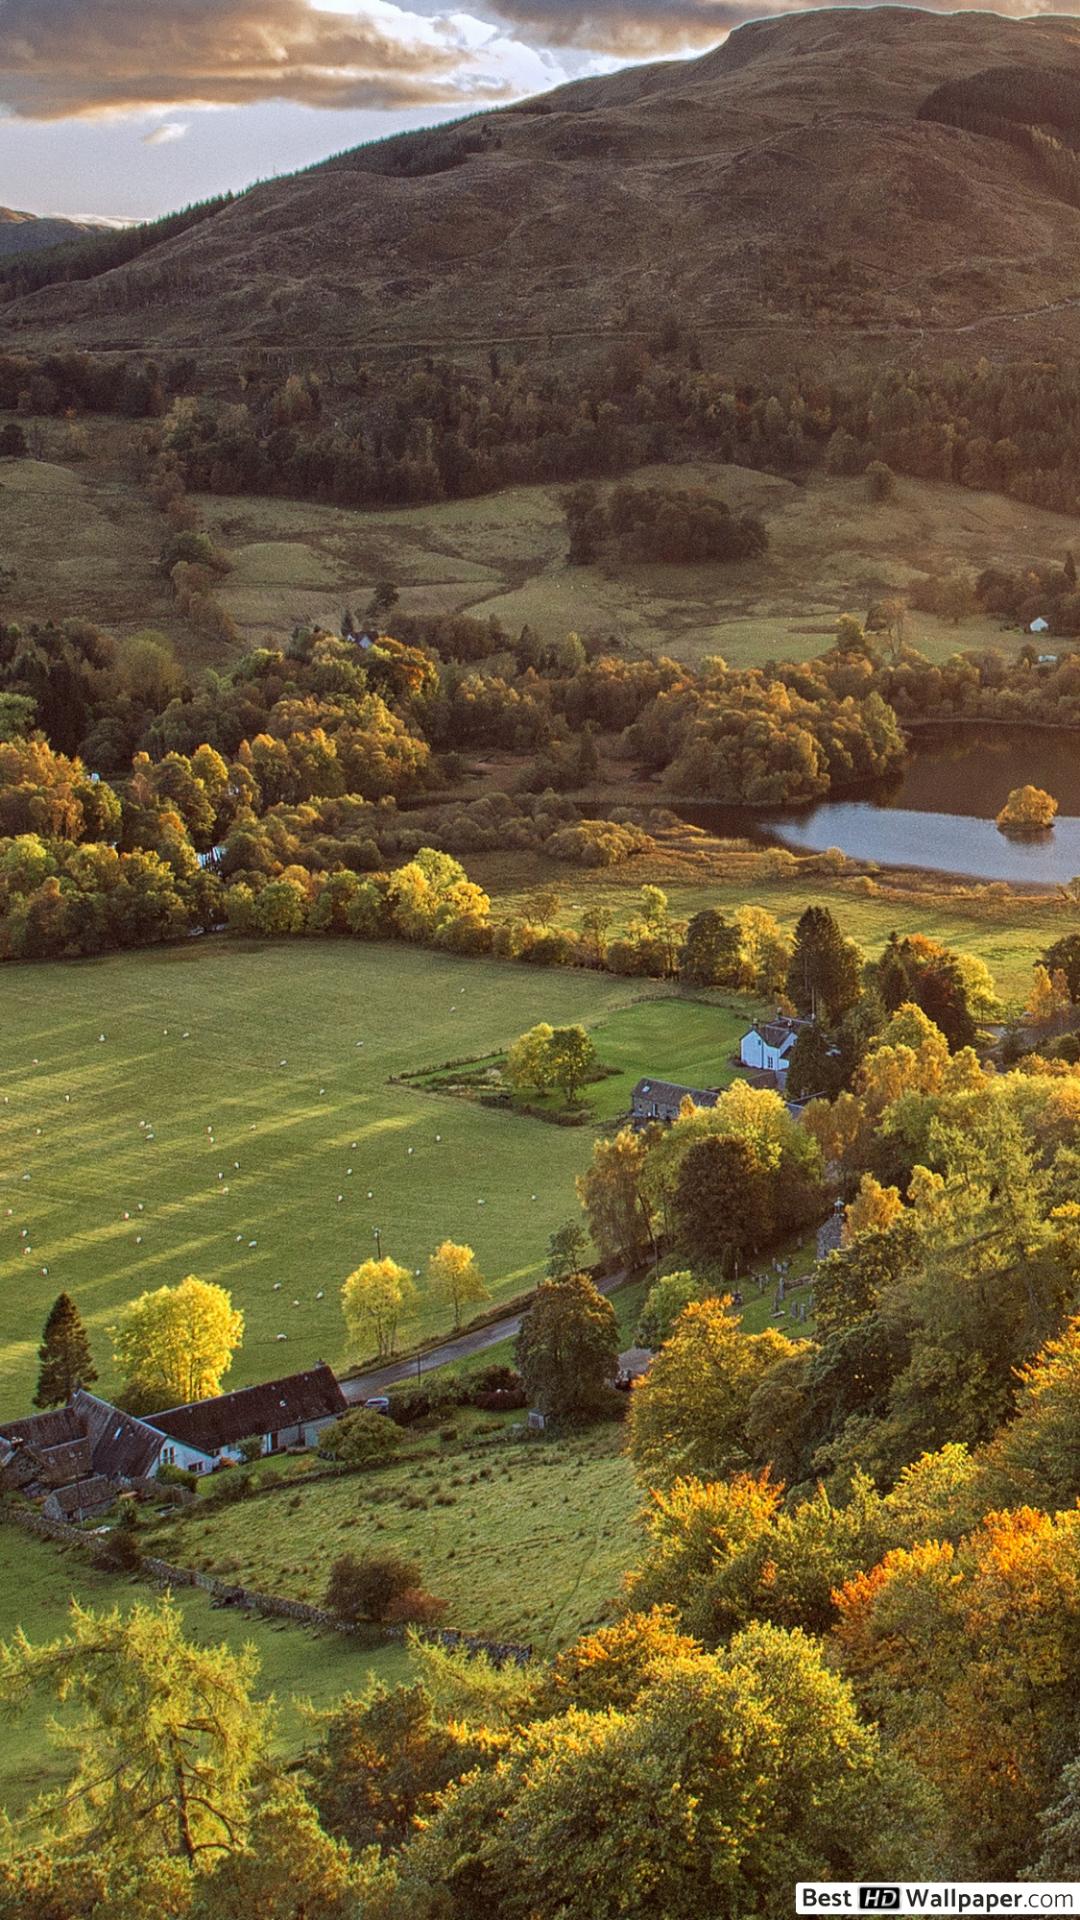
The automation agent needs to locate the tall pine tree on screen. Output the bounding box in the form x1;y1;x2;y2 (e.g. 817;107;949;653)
34;1293;96;1408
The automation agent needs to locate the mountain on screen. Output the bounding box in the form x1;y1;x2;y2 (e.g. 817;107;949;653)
0;207;101;258
9;6;1080;372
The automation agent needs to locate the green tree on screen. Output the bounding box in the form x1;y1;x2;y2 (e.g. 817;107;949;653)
634;1270;701;1348
307;1683;498;1858
319;1407;403;1469
33;1293;96;1407
505;1022;555;1097
392;1624;931;1917
786;904;862;1022
113;1276;243;1408
0;1594;267;1867
673;1133;771;1271
679;908;740;986
546;1221;590;1280
514;1274;619;1418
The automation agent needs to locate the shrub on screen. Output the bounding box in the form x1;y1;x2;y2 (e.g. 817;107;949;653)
325;1550;423;1623
384;1587;448;1627
320;1407;405;1468
156;1462;198;1492
236;1434;264;1463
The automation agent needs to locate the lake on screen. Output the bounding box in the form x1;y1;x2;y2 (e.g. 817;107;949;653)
680;727;1080;884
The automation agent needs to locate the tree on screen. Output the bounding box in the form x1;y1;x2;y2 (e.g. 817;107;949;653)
1027;963;1072;1031
673;1133;771;1271
576;1127;656;1269
843;1174;904;1245
546;1025;596;1104
514;1274;619;1418
996;784;1057;835
786;904;862;1022
341;1258;415;1360
324;1551;422;1624
427;1240;489;1331
628;1298;801;1491
307;1682;495;1859
546;1221;590;1280
113;1276;243;1407
0;1594;267;1866
393;1624;930;1917
505;1022;555;1097
634;1270;701;1349
33;1293;96;1407
1043;932;1080;1003
679;908;740;986
865;460;896;503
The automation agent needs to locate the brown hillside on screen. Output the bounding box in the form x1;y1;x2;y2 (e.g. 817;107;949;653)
9;7;1080;370
0;208;98;258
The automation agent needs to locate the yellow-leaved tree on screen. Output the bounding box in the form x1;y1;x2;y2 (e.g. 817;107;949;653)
113;1276;243;1407
843;1173;904;1245
341;1256;416;1360
427;1240;489;1331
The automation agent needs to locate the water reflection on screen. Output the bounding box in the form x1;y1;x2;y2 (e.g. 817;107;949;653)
676;727;1080;883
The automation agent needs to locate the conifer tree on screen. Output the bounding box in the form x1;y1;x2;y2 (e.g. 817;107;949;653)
33;1293;96;1408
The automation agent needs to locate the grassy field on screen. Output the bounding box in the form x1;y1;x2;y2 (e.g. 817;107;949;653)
0;1524;411;1817
4;425;1068;673
468;849;1067;1007
199;460;1071;671
149;1426;640;1659
0;941;759;1419
410;996;752;1123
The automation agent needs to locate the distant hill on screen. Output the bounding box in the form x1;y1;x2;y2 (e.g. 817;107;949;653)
0;207;100;258
11;6;1080;372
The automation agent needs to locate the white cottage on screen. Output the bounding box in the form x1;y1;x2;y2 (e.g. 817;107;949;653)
738;1017;805;1079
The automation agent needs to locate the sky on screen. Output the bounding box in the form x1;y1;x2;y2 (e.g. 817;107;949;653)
0;0;1058;222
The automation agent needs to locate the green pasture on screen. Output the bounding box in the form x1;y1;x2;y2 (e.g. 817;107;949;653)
0;1524;411;1817
150;1426;640;1659
469;852;1064;1007
411;996;753;1124
0;940;751;1419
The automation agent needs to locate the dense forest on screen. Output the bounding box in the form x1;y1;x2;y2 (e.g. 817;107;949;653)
7;341;1080;520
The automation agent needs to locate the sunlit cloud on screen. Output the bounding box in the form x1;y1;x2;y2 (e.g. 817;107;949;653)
0;0;516;121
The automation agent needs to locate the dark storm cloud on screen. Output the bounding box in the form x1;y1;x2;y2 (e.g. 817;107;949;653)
0;0;513;119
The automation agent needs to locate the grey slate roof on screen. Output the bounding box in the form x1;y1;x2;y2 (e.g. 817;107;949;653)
70;1391;168;1480
631;1079;720;1111
150;1363;347;1455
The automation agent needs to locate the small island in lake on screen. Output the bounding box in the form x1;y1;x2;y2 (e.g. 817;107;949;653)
996;785;1059;837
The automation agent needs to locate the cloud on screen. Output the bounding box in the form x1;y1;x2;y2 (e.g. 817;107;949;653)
142;120;189;145
481;0;1062;55
0;0;516;120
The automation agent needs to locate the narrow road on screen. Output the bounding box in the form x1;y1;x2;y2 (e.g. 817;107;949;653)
340;1267;629;1402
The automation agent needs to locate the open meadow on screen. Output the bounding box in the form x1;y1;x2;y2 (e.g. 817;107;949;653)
0;1524;412;1815
0;938;755;1420
4;420;1071;673
147;1425;640;1658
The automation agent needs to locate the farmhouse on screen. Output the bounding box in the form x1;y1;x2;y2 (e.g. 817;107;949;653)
630;1078;720;1127
739;1016;806;1081
150;1362;347;1470
0;1364;349;1515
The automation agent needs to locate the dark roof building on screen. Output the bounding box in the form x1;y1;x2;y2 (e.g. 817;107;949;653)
630;1078;720;1127
71;1391;169;1480
150;1363;347;1457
